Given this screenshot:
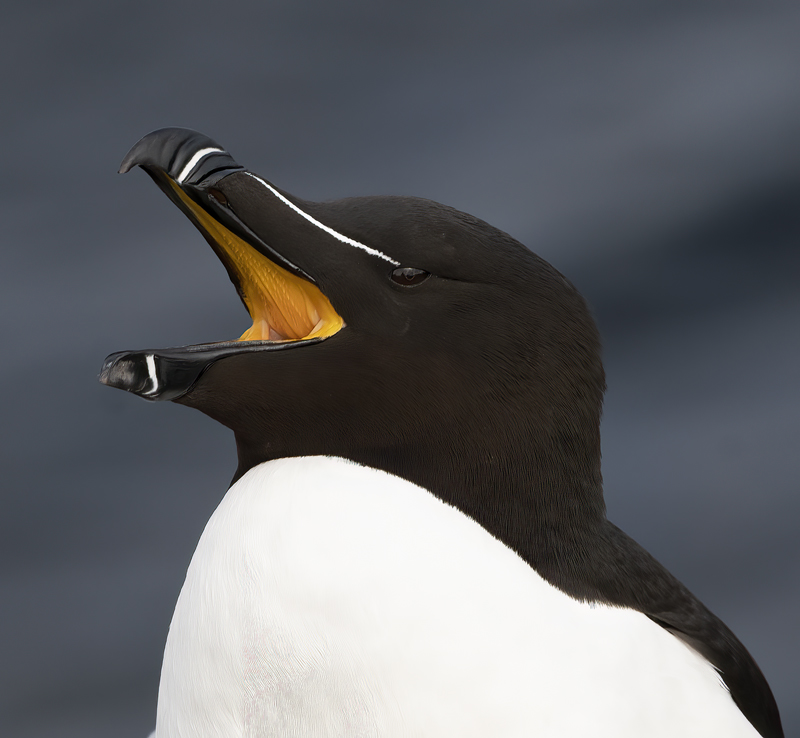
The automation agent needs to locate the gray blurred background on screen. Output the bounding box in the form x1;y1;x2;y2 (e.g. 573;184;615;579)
1;1;798;735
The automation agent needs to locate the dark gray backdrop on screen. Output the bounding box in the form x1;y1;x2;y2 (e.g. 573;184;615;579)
2;1;798;736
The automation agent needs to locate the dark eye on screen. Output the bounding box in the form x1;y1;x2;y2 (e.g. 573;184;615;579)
208;187;229;207
390;267;430;286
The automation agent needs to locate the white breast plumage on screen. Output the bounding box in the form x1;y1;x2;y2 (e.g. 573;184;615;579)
154;456;757;738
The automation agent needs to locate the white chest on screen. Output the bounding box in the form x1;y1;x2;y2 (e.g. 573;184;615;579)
154;456;756;738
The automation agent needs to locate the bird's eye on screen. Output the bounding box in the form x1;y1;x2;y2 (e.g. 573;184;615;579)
208;188;229;207
390;267;430;286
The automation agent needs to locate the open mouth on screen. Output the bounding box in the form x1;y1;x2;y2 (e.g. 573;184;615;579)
100;128;347;402
167;179;343;345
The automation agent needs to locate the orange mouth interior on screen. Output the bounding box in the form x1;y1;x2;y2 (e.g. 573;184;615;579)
169;181;344;343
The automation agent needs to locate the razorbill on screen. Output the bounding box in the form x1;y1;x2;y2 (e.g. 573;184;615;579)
100;127;783;738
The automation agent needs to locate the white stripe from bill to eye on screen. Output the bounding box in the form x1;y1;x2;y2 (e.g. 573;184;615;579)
243;172;400;266
176;147;225;184
144;353;159;396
